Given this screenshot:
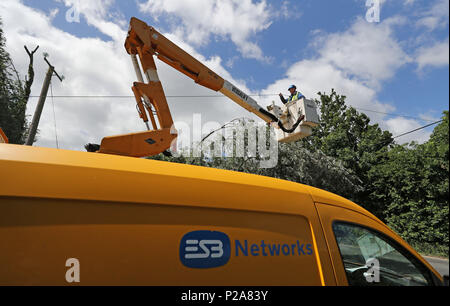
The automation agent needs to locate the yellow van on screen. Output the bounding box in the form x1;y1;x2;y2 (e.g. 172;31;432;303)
0;143;445;286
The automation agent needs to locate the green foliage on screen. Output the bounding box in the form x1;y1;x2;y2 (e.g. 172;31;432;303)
379;111;449;256
299;89;394;217
257;141;363;197
0;17;29;144
149;124;363;199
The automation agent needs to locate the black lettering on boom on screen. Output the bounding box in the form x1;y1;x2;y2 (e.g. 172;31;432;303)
232;86;249;101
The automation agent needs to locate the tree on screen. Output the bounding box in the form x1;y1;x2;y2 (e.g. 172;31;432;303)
299;89;394;218
23;45;39;103
0;17;36;144
380;112;449;255
149;118;364;199
421;111;449;254
255;141;363;197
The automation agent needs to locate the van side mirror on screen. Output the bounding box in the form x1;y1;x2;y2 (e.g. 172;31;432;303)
444;275;449;286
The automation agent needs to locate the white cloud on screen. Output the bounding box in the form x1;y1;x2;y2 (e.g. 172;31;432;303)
138;0;273;61
57;0;126;41
385;117;432;144
419;112;440;123
0;0;140;150
416;0;449;31
49;8;59;20
276;1;302;20
315;17;411;88
415;38;450;71
260;58;394;123
259;16;432;144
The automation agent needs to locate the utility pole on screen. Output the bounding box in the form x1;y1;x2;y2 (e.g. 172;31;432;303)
26;54;64;146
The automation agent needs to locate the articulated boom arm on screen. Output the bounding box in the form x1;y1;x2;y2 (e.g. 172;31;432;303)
96;17;309;157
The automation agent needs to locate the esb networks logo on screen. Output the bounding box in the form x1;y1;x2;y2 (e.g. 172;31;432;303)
180;230;314;269
180;231;231;268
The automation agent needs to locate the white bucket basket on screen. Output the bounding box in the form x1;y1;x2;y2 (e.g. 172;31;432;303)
268;98;320;143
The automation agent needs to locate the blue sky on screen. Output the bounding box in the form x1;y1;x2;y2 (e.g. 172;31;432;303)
1;0;448;150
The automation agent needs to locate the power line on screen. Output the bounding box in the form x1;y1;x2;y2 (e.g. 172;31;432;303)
27;94;439;123
352;107;435;122
393;120;443;139
27;94;277;98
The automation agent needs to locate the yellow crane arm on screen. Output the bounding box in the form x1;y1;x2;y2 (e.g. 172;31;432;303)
95;17;311;158
124;17;275;122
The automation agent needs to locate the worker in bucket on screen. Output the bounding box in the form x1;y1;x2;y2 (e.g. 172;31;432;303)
279;85;305;105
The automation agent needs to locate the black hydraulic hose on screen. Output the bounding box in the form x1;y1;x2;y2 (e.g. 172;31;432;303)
258;108;305;134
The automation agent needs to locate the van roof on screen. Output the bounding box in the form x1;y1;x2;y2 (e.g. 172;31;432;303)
0;144;382;224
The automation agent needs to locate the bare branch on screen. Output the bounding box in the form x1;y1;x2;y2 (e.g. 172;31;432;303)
23;45;39;102
24;45;39;57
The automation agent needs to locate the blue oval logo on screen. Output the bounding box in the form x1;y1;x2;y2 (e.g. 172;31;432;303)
180;230;231;269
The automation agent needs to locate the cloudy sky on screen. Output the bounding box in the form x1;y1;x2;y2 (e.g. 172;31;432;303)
0;0;448;151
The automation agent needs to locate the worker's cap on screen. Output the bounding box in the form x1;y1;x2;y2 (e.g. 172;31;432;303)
288;85;296;90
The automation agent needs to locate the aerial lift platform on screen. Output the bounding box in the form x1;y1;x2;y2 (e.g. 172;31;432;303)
88;18;319;157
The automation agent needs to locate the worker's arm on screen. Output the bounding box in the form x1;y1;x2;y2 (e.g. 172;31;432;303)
279;93;287;105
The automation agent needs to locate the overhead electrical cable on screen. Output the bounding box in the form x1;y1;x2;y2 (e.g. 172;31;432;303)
29;94;438;123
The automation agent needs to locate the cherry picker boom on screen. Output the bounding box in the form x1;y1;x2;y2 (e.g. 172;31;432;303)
90;17;319;157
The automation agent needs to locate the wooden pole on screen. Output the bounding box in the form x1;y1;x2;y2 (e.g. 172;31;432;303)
25;57;63;146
